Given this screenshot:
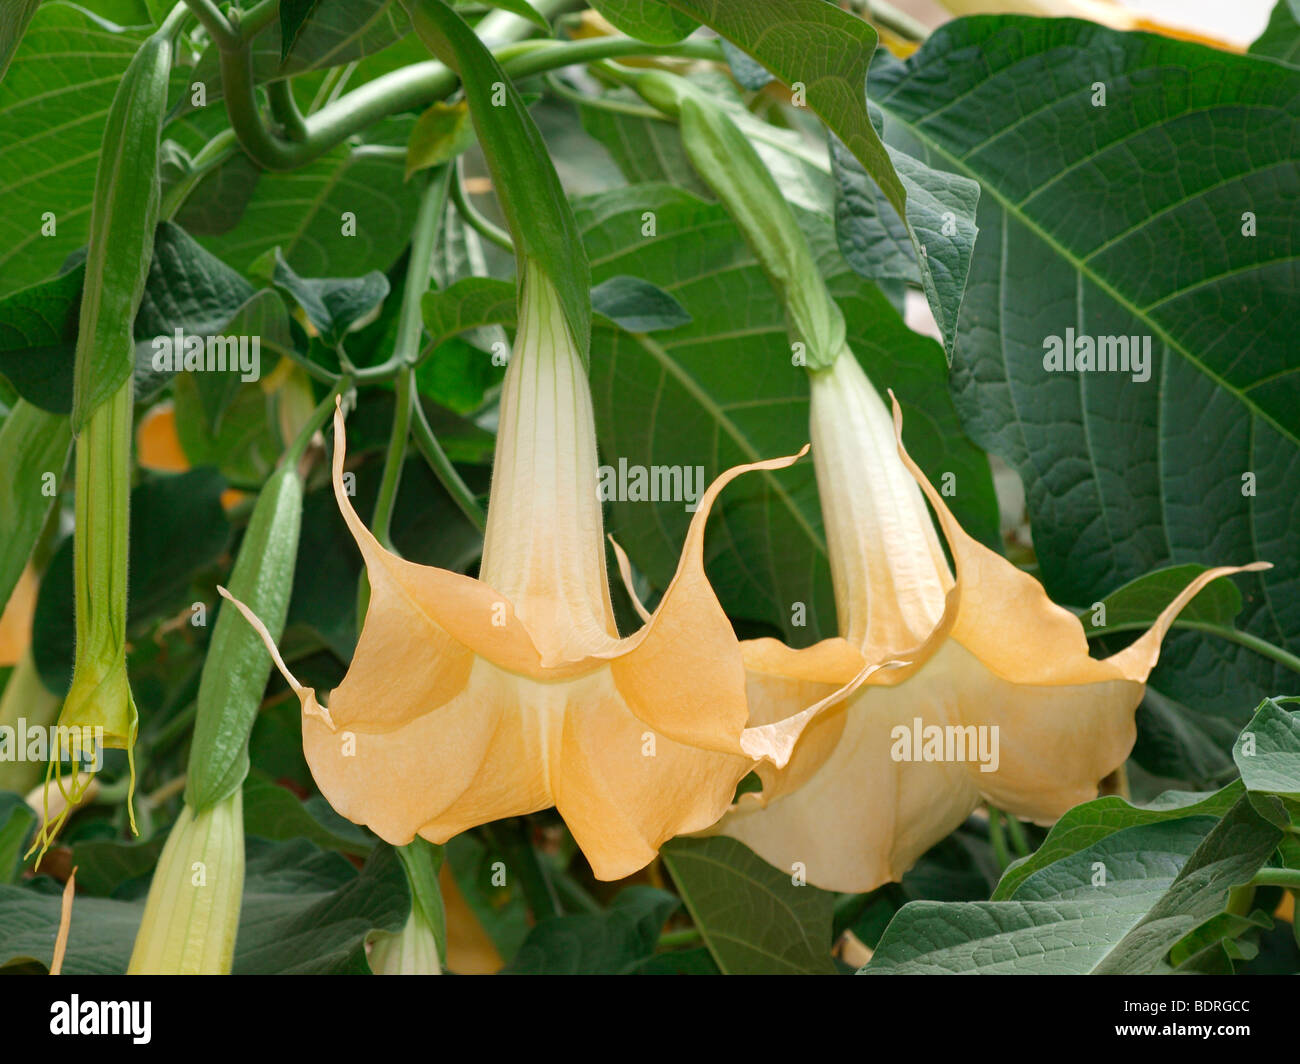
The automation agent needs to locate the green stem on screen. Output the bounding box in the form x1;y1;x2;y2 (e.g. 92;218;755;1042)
229;0;280;42
544;71;665;120
212;10;716;172
484;819;563;920
849;0;929;42
161;128;237;220
1004;812;1030;859
371;367;414;553
181;0;237;47
283;376;352;467
451;156;514;253
411;399;486;533
1087;619;1300;676
502;35;722;80
1249;868;1300;890
658;928;702;949
267;78;308;141
988;807;1010;870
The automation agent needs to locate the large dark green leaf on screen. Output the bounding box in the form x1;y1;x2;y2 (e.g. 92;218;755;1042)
589;0;698;44
0;0;39;85
1251;0;1300;64
865;798;1279;974
0;835;410;974
0;400;71;617
0;5;144;295
196;143;425;278
868;18;1300;777
503;886;678;973
661;836;838;975
188;0;412;106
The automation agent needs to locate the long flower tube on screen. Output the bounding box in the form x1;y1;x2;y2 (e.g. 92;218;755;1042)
618;67;1271;892
224;263;820;881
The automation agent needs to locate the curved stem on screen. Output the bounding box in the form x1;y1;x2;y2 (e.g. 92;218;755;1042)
1088;619;1300;676
452;156;514;253
181;0;236;47
412;399;486;533
267;78;308;141
283;375;352;467
371;366;414;553
1250;868;1300;890
544;71;665;120
214;15;719;171
161;127;237;219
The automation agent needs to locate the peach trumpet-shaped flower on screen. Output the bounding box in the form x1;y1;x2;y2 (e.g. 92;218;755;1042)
226;263;817;881
715;350;1269;893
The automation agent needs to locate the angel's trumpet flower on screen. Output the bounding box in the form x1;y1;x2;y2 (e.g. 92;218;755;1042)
718;351;1269;891
613;70;1271;892
228;263;810;881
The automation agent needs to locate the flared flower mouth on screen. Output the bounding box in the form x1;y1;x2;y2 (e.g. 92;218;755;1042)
223;267;823;880
716;351;1270;893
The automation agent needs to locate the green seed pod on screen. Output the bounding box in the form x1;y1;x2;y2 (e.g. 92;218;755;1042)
185;464;304;811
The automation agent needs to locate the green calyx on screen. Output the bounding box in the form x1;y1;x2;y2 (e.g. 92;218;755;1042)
621;68;847;373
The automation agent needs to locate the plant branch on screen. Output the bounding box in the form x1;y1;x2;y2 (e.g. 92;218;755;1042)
411;399;487;533
451;156;514;252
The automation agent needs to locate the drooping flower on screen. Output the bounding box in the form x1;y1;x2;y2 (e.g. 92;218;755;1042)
716;349;1269;892
229;262;812;881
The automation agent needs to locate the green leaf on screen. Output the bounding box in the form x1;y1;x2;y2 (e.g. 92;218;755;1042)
993;784;1243;901
1235;697;1300;802
720;37;771;90
0;793;34;885
405;0;591;357
459;0;550;31
870;18;1300;777
503;886;678;973
0;5;144;295
0;400;72;617
1251;0;1300;65
136;222;257;341
866;797;1281;974
67;833;168;897
32;468;231;694
422;273;690;341
172;374;284;487
0;0;40;84
661;836;837;975
588;0;698;44
270;250;391;347
196;143;426;279
242;773;374;857
659;0;974;361
0;835;411;974
234;839;410;974
281;0;323;61
405;101;476;178
590;275;692;332
0;266;85;414
1082;564;1246;636
189;0;412;105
